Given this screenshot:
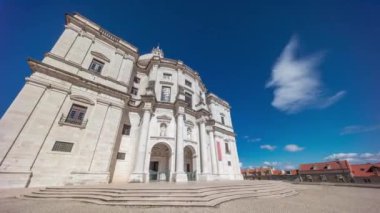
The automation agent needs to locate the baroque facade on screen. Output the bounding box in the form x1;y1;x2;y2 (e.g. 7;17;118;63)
0;13;243;188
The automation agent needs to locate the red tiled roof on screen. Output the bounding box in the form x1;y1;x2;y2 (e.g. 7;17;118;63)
272;170;282;175
299;160;350;171
350;163;380;177
242;168;273;175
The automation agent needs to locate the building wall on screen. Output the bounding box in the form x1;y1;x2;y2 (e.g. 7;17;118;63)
299;171;353;183
0;13;243;188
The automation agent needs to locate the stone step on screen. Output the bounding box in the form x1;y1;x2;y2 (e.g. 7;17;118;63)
21;181;297;207
23;190;298;207
44;183;279;191
38;184;286;195
24;188;294;202
31;187;290;198
43;182;287;192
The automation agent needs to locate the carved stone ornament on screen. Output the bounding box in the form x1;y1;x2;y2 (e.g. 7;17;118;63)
91;51;110;62
70;94;95;105
185;120;194;127
157;114;172;124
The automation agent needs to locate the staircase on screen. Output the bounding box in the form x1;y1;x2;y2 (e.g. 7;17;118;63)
21;180;297;207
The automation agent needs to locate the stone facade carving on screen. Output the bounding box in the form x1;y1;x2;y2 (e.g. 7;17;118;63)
0;13;243;188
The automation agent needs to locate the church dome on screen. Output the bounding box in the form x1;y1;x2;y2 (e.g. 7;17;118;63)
138;46;164;66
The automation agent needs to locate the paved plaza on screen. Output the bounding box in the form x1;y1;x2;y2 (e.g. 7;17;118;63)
0;181;379;213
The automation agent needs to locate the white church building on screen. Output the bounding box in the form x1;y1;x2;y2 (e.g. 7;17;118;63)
0;13;243;188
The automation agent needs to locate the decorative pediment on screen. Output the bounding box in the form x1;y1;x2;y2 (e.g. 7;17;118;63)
157;115;172;123
185;120;194;127
70;95;95;105
91;51;110;62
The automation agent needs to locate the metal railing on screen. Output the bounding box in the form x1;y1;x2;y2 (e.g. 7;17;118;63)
58;114;88;129
149;170;170;182
187;171;197;181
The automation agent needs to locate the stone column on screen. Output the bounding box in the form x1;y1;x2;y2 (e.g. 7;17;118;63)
129;106;152;183
207;128;218;176
173;110;188;182
198;118;210;180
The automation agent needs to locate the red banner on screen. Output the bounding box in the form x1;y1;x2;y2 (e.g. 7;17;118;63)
217;141;222;161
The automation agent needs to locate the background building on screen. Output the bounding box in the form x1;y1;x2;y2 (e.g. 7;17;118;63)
299;160;352;183
350;163;380;184
0;13;243;188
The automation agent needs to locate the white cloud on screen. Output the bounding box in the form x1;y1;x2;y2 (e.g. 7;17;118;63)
243;136;262;143
319;91;347;108
325;152;380;163
284;144;304;152
340;124;380;135
263;161;280;167
266;36;346;113
261;161;296;170
260;144;277;151
284;164;296;170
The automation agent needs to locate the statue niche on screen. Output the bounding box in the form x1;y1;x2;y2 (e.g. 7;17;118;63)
160;123;167;137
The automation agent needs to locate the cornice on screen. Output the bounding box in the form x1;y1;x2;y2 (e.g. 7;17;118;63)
25;77;71;94
207;93;231;109
65;13;139;59
141;57;207;92
45;52;130;89
96;98;125;109
214;126;235;137
28;58;130;101
214;120;233;128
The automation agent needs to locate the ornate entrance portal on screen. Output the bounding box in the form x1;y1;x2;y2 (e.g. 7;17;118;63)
149;142;171;182
184;145;196;181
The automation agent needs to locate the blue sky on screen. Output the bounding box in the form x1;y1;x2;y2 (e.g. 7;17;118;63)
1;0;379;169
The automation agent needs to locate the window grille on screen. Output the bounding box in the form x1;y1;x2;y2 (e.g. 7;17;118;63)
52;141;74;152
88;59;104;73
161;86;171;102
117;152;126;160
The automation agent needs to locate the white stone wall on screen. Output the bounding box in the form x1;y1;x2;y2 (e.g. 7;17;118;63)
0;13;243;188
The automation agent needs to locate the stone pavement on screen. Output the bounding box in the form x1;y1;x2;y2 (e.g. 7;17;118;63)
0;181;379;212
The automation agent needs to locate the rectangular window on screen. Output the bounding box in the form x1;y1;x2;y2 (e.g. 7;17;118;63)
185;92;192;107
66;104;87;125
133;77;140;83
185;80;192;87
52;141;74;152
161;86;171;102
88;59;104;73
163;73;172;80
221;116;225;125
225;143;231;154
122;124;131;135
228;161;231;166
131;87;138;95
117;152;126;160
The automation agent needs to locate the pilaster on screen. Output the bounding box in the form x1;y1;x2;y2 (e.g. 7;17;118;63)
173;107;187;182
206;126;218;175
197;117;211;180
129;103;153;183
